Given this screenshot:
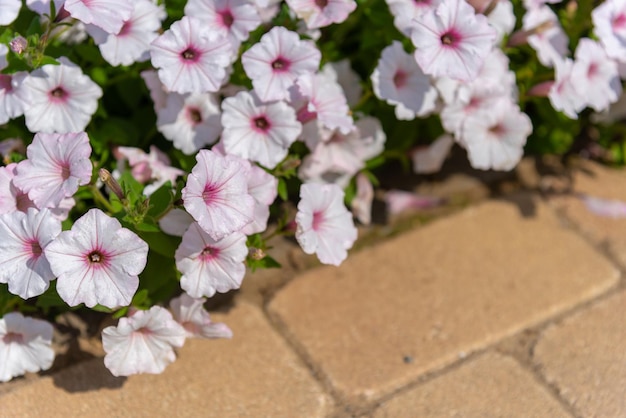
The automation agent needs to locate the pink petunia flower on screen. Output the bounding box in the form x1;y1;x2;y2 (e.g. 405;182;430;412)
411;0;497;82
157;92;222;155
44;208;149;308
182;149;255;240
371;41;438;120
0;0;21;25
592;0;626;63
64;0;133;34
14;132;92;208
175;222;248;298
115;145;184;196
150;16;233;94
184;0;261;48
221;90;302;168
286;0;356;29
21;57;103;133
241;26;321;102
159;208;195;237
140;69;169;112
295;182;358;266
240;161;278;235
548;57;586;119
26;0;66;15
385;0;441;35
412;134;454;174
0;164;37;216
0;209;61;299
86;0;166;67
523;5;569;68
170;293;233;339
0;312;54;382
320;59;362;107
102;306;186;376
0;71;28;125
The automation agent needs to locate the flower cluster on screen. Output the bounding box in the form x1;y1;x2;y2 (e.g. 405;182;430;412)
0;0;624;381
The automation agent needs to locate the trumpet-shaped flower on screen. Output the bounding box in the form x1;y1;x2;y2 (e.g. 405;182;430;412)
64;0;133;34
21;58;103;133
0;312;54;382
372;41;438;120
151;16;233;94
170;293;233;339
14;132;92;208
286;0;356;29
241;26;321;102
0;0;21;25
157;92;222;155
0;209;61;299
523;5;568;68
240;161;278;235
115;145;184;196
87;0;166;66
44;208;149;308
548;58;585;119
26;0;65;15
411;0;496;82
182;150;255;240
221;90;302;168
592;0;626;63
175;222;248;298
295;183;357;266
0;72;28;125
102;306;186;376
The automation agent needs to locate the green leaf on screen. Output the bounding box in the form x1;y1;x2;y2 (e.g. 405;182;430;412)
34;282;68;313
138;231;181;258
146;182;173;219
39;56;59;66
247;255;281;271
138;251;180;303
134;220;161;232
277;178;288;201
112;306;129;319
92;304;114;313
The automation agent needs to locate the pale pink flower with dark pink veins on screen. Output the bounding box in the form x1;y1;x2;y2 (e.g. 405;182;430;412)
0;72;28;125
386;0;441;35
64;0;133;34
372;41;438;120
286;0;356;29
141;69;168;112
170;293;233;339
86;0;166;67
0;0;21;25
592;0;626;63
14;132;92;209
21;58;103;133
221;90;302;169
291;72;354;134
157;92;222;155
0;164;37;216
185;0;261;48
523;5;568;68
411;0;496;82
175;222;247;298
0;313;54;382
0;209;61;299
102;306;186;376
240;159;278;235
182;149;255;240
548;58;585;119
151;16;234;94
44;208;149;308
296;183;357;266
241;26;321;102
115;145;184;196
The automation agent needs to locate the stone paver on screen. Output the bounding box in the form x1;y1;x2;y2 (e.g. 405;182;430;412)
268;194;619;404
533;290;626;418
372;352;572;418
0;301;331;418
549;160;626;269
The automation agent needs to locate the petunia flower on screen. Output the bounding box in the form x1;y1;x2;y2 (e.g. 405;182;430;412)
286;0;356;29
0;71;28;125
0;209;61;299
548;57;586;119
157;92;222;155
26;0;66;15
240;160;278;235
102;306;186;376
0;163;37;215
115;145;184;196
385;0;441;35
295;182;358;266
14;132;92;208
412;134;454;174
0;0;21;25
182;149;255;240
241;26;321;102
385;190;443;215
184;0;261;48
221;90;302;168
522;5;569;68
0;312;54;382
141;69;169;112
159;208;195;237
150;16;233;94
371;41;438;120
320;59;362;107
411;0;497;82
86;0;166;67
44;208;149;308
170;293;233;339
21;57;103;133
350;172;374;225
592;0;626;63
175;222;248;298
64;0;133;34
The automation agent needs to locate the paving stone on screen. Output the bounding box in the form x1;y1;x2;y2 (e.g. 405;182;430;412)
533;290;626;418
372;352;572;418
548;160;626;269
268;194;620;404
0;301;331;418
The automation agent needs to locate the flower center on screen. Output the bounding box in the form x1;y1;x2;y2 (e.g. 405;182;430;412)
393;70;408;88
3;331;24;344
489;123;505;137
60;163;71;180
587;62;598;79
271;57;289;71
15;191;33;212
187;107;203;124
440;31;458;46
28;240;43;257
181;47;199;62
199;246;220;261
253;116;271;132
49;87;68;101
0;75;13;92
219;10;234;28
118;20;133;36
613;13;626;30
88;250;104;264
312;211;324;231
202;183;219;204
315;0;329;8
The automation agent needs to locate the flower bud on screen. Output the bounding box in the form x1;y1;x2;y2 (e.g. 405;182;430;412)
99;168;125;201
9;36;27;55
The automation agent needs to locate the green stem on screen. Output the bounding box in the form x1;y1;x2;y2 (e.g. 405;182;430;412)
91;184;116;213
